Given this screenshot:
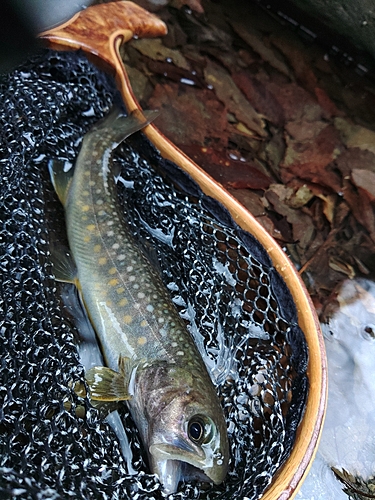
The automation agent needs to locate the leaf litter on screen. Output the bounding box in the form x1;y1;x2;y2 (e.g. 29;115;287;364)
121;0;375;314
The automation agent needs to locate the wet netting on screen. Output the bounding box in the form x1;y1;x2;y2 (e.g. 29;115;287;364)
0;50;308;500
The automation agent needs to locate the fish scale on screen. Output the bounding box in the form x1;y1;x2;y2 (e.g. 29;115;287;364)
66;120;201;369
49;108;229;493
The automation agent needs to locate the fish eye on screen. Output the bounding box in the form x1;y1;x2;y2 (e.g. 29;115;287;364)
188;416;214;445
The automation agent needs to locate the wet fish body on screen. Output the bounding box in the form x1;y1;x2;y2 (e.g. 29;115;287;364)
49;109;229;492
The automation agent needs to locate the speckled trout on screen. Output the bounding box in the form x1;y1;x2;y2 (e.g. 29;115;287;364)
49;109;229;493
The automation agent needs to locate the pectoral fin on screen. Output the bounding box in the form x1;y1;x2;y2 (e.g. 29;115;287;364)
48;159;74;206
85;356;135;402
49;244;78;286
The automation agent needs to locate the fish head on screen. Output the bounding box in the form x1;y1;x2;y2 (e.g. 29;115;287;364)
146;377;229;493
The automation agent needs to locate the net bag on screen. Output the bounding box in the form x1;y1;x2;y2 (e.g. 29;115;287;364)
0;49;308;500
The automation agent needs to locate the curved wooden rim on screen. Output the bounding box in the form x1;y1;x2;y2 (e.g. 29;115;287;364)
113;36;327;500
39;3;327;497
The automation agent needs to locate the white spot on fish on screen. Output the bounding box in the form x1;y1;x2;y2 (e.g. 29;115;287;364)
146;304;154;313
177;351;184;356
112;243;120;250
127;266;133;272
107;221;114;226
137;292;145;299
171;342;178;347
118;254;125;261
107;231;114;237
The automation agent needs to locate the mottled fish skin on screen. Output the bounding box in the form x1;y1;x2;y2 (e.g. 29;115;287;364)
56;109;229;492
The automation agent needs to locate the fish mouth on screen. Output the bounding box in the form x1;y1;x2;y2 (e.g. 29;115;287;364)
149;442;224;493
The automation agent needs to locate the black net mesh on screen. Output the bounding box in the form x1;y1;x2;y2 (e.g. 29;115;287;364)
0;49;308;500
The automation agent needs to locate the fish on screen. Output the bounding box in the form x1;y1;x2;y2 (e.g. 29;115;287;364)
48;108;229;493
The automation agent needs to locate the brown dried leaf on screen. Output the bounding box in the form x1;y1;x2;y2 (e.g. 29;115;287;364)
203;60;266;137
256;215;290;243
130;38;190;70
351;169;375;201
228;188;266;217
231;71;285;127
230;21;291;78
334;148;375;180
316;193;337;224
335;117;375;155
183;145;272;189
124;64;151;103
314;87;342;118
343;180;375;244
146;58;205;87
328;257;355;279
266;81;323;122
287;185;315;209
147;82;227;146
281;124;343;190
265;184;315;249
269;33;317;91
285;119;327;142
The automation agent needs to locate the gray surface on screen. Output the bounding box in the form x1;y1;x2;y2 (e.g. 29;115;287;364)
289;0;375;59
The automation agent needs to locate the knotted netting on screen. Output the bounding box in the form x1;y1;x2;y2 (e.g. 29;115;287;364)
0;49;308;500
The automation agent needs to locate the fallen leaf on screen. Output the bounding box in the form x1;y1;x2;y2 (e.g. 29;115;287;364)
148;82;227;146
269;33;317;91
124;63;152;103
266;81;323;122
334;148;375;180
130;37;190;70
287;185;315;209
334;117;375;155
343;179;375;244
183;144;272;189
351;169;375;201
281;124;343;189
230;21;291;78
228;188;266;217
316;193;337;223
204;60;266;137
314;87;341;118
285;119;327;142
231;71;285;127
146;58;205;87
265;184;315;249
329;257;355;278
256;214;290;242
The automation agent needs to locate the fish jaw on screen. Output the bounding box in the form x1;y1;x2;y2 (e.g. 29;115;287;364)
149;436;226;491
151;459;181;495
